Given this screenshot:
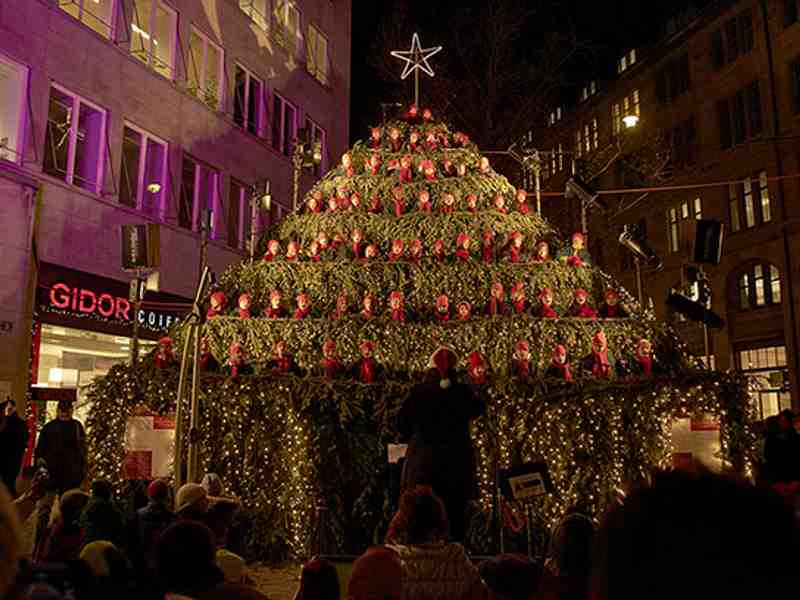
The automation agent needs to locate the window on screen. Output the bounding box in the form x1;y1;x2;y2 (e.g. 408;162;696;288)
737;345;790;420
227;179;251;251
548;107;562;126
0;55;28;164
617;49;637;74
787;0;800;27
271;93;296;156
43;85;107;194
666;197;702;253
119;124;167;219
306;118;327;176
665;117;697;171
711;10;754;70
306;24;329;85
239;0;269;30
580;81;597;102
738;263;781;309
791;57;800;114
730;170;772;231
130;0;177;79
717;81;761;148
612;89;640;135
557;144;564;171
179;156;220;234
656;54;690;104
187;27;224;110
272;1;300;54
234;64;264;136
575;129;583;158
59;0;117;39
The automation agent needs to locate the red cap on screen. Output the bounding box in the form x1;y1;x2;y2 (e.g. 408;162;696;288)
359;340;374;352
158;336;172;346
436;294;449;307
323;340;336;354
432;347;457;388
469;351;484;369
147;479;169;501
538;287;553;300
515;340;530;353
574;288;589;298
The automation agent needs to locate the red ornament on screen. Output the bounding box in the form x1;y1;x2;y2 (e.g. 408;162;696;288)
154;337;174;369
388;239;405;262
238;293;252;319
389;291;406;323
207;292;227;319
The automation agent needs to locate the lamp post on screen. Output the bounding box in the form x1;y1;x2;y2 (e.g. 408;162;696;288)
292;129;323;211
249;180;271;263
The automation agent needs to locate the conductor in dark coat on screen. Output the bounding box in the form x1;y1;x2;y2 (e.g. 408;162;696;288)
397;347;485;542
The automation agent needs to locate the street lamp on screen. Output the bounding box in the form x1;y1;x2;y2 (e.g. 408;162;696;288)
623;114;640;129
292;128;323;211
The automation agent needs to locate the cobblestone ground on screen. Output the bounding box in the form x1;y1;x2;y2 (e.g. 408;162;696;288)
249;563;301;600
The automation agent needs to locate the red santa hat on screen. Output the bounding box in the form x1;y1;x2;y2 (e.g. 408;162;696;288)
553;344;567;359
515;340;530;354
323;339;337;354
571;231;586;243
511;282;525;297
593;330;608;350
210;291;227;307
270;289;281;301
457;233;470;247
574;288;589;299
516;188;527;199
436;294;449;308
158;336;172;347
410;238;422;250
538;287;553;301
604;288;619;301
482;231;494;241
491;282;505;294
390;290;403;302
359;340;374;352
429;346;458;388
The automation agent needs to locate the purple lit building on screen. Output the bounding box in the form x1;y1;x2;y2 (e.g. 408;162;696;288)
0;0;352;418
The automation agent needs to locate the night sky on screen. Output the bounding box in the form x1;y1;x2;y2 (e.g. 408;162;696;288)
349;1;707;144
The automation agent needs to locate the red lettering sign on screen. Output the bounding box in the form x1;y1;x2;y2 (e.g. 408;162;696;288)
78;289;97;313
97;293;115;318
50;283;71;309
116;298;131;320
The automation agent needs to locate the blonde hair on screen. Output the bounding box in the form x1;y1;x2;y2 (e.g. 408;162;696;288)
0;484;22;596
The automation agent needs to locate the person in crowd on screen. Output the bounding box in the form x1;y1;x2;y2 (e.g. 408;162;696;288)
0;484;23;599
592;467;800;600
294;558;340;600
543;511;596;600
175;482;210;523
347;546;403;600
79;479;125;548
479;554;542;600
397;347;485;541
33;400;87;547
128;479;175;580
0;399;29;497
156;520;269;600
202;473;224;497
77;540;136;599
12;467;48;557
384;485;485;600
764;409;800;486
35;488;89;563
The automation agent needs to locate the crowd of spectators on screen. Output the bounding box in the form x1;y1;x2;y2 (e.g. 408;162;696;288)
1;398;799;600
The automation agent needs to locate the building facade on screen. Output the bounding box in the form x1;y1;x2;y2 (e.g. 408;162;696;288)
0;0;352;418
535;0;800;418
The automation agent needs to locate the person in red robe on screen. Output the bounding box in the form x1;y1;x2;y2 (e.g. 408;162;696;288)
582;330;616;379
468;351;488;386
510;282;527;314
505;231;525;263
392;186;406;217
570;289;597;318
330;294;349;320
366;153;381;176
398;155;414;183
364;244;380;261
409;239;423;263
269;339;296;373
515;188;531;214
482;231;494;262
440;192;457;213
389;291;406;322
341;152;354;177
368;126;382;149
493;194;508;213
356;340;378;383
237;293;252;319
388;126;402;152
466;193;479;213
635;338;653;376
545;344;573;381
285;240;300;261
199;337;218;371
538;288;559;318
154;337;174;369
264;290;284;318
433;239;446;262
513;340;532;378
351;229;364;259
558;231;591;267
349;192;361;211
599;288;628;318
419;159;436;181
408;129;421;152
262;239;281;262
361;293;377;319
485;282;508;316
417;189;433;213
455;233;471;261
320;340;341;379
207;292;226;319
306;191;323;213
367;194;382;214
388;239;405;262
532;240;551;263
294;292;311;320
456;302;472;321
435;294;450;321
225;342;251;378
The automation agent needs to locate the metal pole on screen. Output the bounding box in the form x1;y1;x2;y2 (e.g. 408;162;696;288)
525;503;533;560
173;322;195;492
187;320;203;483
533;152;542;215
581;200;588;235
129;270;142;366
292;145;302;211
635;258;644;307
703;323;711;371
198;216;209;285
249;186;259;264
414;70;419;107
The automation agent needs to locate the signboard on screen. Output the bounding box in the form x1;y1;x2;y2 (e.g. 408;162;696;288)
121;224;160;270
29;387;78;404
671;417;721;471
36;262;188;340
124;414;175;479
500;461;552;502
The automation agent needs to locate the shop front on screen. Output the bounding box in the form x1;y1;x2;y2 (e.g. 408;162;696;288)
31;262;189;426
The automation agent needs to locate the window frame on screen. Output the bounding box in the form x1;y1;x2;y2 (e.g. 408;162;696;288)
272;0;301;55
227;178;250;251
271;92;297;157
178;154;221;234
43;83;108;195
666;197;702;254
238;0;269;31
305;116;327;176
59;0;119;40
711;9;755;71
233;63;265;137
130;0;178;80
306;23;329;86
187;26;225;111
737;263;782;310
729;170;772;232
118;122;169;219
0;53;29;166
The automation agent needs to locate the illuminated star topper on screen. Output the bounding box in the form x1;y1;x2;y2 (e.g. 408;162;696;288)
391;33;442;106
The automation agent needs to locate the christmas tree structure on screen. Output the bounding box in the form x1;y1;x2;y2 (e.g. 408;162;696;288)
86;105;755;560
